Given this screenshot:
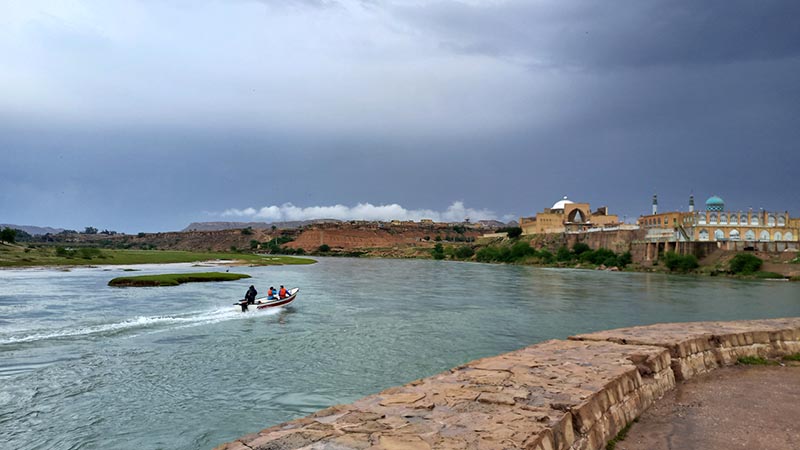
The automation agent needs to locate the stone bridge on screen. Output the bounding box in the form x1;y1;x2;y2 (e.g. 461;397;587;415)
215;318;800;450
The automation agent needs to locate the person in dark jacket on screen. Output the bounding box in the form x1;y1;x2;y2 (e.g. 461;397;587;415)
245;285;258;305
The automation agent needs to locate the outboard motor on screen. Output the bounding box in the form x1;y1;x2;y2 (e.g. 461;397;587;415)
240;301;248;312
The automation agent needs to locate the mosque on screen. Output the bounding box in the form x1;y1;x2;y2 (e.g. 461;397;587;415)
638;194;798;243
519;197;620;235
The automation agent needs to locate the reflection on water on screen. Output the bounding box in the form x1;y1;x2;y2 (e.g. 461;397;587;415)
0;258;798;450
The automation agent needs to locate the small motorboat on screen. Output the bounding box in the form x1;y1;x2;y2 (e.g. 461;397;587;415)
236;288;299;312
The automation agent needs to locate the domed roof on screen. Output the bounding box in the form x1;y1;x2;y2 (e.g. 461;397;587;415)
551;196;574;210
705;195;725;212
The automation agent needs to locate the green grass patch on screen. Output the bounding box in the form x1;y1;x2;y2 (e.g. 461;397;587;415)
0;247;315;268
606;419;637;450
108;272;251;287
751;271;786;279
736;356;778;366
782;353;800;362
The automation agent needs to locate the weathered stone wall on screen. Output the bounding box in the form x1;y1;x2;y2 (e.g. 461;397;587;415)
214;318;800;450
565;229;644;254
571;318;800;381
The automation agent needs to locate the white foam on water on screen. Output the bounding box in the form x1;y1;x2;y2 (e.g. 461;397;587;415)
0;305;284;345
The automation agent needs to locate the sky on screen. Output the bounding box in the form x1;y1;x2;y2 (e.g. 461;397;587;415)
1;0;799;233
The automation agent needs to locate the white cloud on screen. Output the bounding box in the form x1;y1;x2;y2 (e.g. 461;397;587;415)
221;201;501;222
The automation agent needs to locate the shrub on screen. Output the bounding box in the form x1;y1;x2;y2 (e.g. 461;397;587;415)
556;246;572;262
454;245;475;259
55;246;74;257
572;243;591;255
662;252;699;272
617;252;633;268
479;246;515;263
241;227;253;235
729;253;763;275
588;248;617;265
318;244;331;253
510;241;535;259
77;248;102;259
536;249;554;264
250;240;259;250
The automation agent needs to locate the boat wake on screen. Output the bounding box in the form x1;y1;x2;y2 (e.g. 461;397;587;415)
0;306;282;346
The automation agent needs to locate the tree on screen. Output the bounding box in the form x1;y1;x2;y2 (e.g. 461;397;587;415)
505;227;523;239
0;227;17;243
83;227;98;235
318;244;331;252
431;243;445;260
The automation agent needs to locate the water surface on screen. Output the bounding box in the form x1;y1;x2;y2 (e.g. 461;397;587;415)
1;258;798;449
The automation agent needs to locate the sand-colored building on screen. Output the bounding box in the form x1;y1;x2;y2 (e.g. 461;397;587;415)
520;197;620;235
638;195;798;242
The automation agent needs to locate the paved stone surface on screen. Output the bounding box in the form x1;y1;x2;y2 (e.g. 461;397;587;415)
214;318;800;450
617;365;800;450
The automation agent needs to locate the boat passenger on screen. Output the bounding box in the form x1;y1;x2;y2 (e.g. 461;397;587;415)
245;285;257;305
267;286;276;300
279;285;288;299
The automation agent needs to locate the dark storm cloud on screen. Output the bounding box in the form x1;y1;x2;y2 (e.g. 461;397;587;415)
392;0;800;69
1;1;799;232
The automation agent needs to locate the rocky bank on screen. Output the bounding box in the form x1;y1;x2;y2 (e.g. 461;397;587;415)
214;317;800;450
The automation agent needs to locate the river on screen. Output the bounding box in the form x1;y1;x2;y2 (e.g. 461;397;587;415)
1;258;798;449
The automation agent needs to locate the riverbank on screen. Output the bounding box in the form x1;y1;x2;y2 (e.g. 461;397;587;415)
0;244;315;268
214;317;800;450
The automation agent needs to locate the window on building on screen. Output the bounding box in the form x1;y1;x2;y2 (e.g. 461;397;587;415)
750;215;759;225
759;230;770;241
745;230;756;240
768;215;776;226
775;232;783;241
730;229;740;240
699;229;709;241
710;213;718;225
719;213;727;224
714;229;725;241
699;215;707;225
778;216;786;226
786;232;794;241
730;215;738;225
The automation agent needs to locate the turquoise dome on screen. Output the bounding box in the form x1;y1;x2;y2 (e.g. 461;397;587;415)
705;195;725;212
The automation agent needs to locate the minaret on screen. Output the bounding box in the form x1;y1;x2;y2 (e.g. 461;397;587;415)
689;194;695;213
652;194;658;215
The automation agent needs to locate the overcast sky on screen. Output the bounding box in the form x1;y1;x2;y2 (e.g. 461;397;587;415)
2;0;799;232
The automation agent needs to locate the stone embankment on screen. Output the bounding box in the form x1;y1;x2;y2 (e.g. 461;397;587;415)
214;318;800;450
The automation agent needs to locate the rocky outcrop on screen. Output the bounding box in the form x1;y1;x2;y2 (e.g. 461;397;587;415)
213;318;800;450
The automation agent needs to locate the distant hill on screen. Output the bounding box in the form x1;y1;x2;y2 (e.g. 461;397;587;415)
477;220;509;228
0;224;64;236
182;219;341;232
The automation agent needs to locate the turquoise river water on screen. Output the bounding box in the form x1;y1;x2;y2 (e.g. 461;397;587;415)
1;257;799;449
